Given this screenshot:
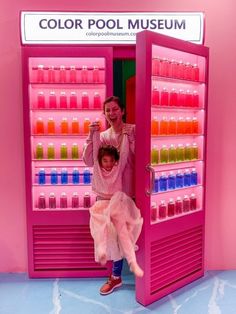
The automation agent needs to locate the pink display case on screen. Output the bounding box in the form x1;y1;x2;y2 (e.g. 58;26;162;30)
22;46;113;277
135;31;209;305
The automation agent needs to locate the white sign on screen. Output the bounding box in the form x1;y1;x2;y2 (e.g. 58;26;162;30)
21;12;204;45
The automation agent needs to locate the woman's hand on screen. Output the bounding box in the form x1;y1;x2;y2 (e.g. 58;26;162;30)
89;121;100;134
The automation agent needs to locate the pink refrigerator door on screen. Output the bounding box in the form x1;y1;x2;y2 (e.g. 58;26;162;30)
22;46;113;277
135;30;209;305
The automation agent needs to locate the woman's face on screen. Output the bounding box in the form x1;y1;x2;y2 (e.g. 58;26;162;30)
104;101;124;128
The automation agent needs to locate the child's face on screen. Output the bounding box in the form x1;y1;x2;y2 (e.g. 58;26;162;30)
101;155;116;172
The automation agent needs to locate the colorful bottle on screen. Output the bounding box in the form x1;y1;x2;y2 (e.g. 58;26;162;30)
83;118;91;134
151;145;159;165
81;65;88;83
151;202;157;222
193;64;200;81
175;196;183;214
176;170;184;188
178;89;185;107
93;92;102;109
38;168;46;185
92;65;99;83
190;193;197;210
71;143;79;159
168;171;176;190
192;91;199;107
60;118;69;134
176;144;185;162
153;177;159;193
168;144;176;163
50;168;58;185
49;192;56;209
183;195;190;212
38;192;46;209
47;118;55;135
60;192;68;208
151;117;159;136
47;143;55;159
83;192;91;208
159;200;167;219
168;117;177;135
184;62;192;80
152;57;160;75
61;168;68;184
36;117;44;134
159;172;167;191
191;143;199;160
72;192;79;208
60;92;67;109
36;143;44;159
168;198;175;217
185;90;193;107
37;92;45;109
72;168;80;184
191;168;198;185
81;92;89;109
160;145;168;163
48;66;55;83
37;65;44;83
159;116;168;135
160;58;169;77
69;65;77;83
71;118;79;134
184;143;192;161
169;88;178;106
60;143;68;159
177;60;184;79
152;87;160;106
59;65;66;83
49;91;57;109
177;117;185;134
184;169;191;187
160;88;169;106
83;168;91;184
192;117;199;134
69;92;78;109
171;59;178;78
185;117;192;134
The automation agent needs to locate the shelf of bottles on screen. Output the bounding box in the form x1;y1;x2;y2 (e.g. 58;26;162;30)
29;57;106;211
150;45;206;224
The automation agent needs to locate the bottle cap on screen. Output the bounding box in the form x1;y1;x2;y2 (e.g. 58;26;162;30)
151;202;157;208
49;192;55;197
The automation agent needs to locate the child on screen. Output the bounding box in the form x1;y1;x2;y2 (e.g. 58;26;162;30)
89;143;144;281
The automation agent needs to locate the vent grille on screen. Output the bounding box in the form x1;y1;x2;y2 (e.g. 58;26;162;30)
150;226;203;295
33;225;101;271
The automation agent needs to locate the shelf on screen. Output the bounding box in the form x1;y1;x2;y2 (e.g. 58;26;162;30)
32;134;88;138
33;183;92;187
151;134;203;139
30;108;102;112
151;106;204;111
30;82;106;87
151;159;203;168
151;75;205;85
151;184;202;195
33;207;90;211
151;208;202;224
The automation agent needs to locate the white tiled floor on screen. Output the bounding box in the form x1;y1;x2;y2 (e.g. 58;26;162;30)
0;271;236;313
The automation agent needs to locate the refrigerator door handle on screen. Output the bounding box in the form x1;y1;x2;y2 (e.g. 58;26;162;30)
145;164;155;196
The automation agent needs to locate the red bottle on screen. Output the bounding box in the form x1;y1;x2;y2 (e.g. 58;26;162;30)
175;197;183;214
183;195;190;212
159;200;167;219
167;198;175;217
190;193;197;210
151;202;157;222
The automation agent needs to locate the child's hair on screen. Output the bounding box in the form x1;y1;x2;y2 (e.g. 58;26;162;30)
97;145;120;166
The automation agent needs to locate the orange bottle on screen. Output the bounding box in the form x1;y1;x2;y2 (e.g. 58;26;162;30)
71;117;79;134
159;117;168;135
177;117;185;134
151;117;159;136
185;117;192;134
61;118;69;134
192;117;199;134
47;118;55;135
168;117;177;135
36;117;44;134
83;118;91;134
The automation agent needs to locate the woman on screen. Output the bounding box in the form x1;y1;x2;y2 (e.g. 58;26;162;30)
83;96;136;295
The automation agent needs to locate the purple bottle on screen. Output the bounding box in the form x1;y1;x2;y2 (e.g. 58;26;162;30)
72;192;79;209
83;192;91;208
49;192;56;209
38;193;46;209
60;192;68;209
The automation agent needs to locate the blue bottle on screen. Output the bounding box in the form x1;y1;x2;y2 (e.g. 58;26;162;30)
61;168;68;184
153;177;159;193
38;168;46;185
176;170;184;188
168;171;176;190
83;168;91;184
184;169;191;187
50;168;58;185
159;172;167;191
72;168;80;184
191;168;198;185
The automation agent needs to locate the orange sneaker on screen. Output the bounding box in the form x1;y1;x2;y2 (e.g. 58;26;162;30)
99;275;122;295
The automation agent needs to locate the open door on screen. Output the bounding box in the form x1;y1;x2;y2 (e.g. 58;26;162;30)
135;30;209;305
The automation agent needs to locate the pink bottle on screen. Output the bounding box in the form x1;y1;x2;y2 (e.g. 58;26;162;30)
193;64;200;81
59;65;66;83
48;66;56;83
184;62;192;80
152;57;160;76
69;92;78;109
167;198;175;217
49;91;57;109
93;92;102;109
83;192;91;208
169;88;178;106
81;92;89;109
152;87;160;106
151;202;157;222
160;88;169;106
190;193;197;210
175;197;183;214
72;192;79;208
177;60;184;79
184;90;193;107
81;65;88;83
178;89;185;107
92;66;99;83
37;65;44;83
171;59;178;78
60;192;68;209
37;92;45;109
192;91;199;107
59;92;67;109
69;66;77;83
160;58;168;77
183;195;190;212
38;193;46;209
159;200;167;219
49;192;56;209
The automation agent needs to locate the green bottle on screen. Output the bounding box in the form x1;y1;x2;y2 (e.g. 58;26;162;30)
160;145;168;163
36;143;44;159
191;143;199;160
151;145;159;165
47;143;55;159
168;144;176;163
176;144;184;162
71;143;79;159
60;143;68;159
184;143;192;161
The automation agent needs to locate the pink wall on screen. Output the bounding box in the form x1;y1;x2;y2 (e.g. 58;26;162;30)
0;0;235;272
